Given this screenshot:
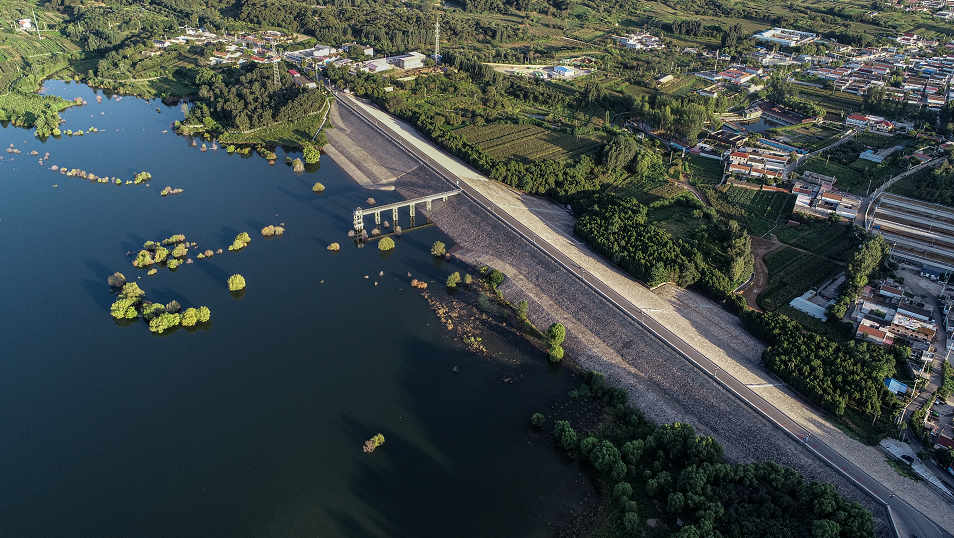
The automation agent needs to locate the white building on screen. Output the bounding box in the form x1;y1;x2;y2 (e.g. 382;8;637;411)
386;52;426;70
754;28;818;47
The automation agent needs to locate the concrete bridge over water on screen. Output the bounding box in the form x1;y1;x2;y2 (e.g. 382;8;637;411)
353;190;462;233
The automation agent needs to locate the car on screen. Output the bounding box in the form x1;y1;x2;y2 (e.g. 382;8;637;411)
901;454;914;463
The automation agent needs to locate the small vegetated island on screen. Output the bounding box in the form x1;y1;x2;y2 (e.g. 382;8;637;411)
107;273;210;334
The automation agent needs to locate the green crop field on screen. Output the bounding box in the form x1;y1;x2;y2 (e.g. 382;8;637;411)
758;249;838;311
705;185;792;235
457;123;606;163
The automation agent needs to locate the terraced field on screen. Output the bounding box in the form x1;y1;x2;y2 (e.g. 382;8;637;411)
457;123;606;162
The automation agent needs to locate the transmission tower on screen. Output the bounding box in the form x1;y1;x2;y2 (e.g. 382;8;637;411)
273;61;280;86
434;17;440;65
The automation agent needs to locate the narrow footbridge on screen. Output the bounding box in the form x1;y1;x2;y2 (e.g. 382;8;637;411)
353;190;461;233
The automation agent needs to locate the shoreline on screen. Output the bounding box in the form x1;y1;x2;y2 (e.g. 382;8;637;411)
322;97;954;536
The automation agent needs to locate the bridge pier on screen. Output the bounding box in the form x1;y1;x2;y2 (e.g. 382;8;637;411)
352;190;462;235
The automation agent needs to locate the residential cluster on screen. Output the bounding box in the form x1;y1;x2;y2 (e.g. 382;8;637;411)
791;176;863;220
854;280;939;346
614;33;665;50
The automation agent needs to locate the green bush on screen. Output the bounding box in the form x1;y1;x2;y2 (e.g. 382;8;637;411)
227;274;246;291
531;413;546;428
446;271;461;288
379;236;395;251
431;241;446;256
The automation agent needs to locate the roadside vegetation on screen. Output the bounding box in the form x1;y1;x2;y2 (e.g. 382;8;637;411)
550;372;874;537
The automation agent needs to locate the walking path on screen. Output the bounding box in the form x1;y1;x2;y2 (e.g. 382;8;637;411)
334;93;954;536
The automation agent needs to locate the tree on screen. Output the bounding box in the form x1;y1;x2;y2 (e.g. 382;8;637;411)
379;236;396;251
302;143;321;164
811;519;840;538
446;271;461;288
228;274;246;291
181;307;198;327
531;413;546;428
546;322;566;348
107;272;126;287
197;306;211;323
485;269;504;289
516;300;529;319
553;420;578;451
431;240;447;256
549;345;564;362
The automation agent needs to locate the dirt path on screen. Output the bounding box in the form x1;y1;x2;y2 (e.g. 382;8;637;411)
678;174;709;205
739;235;783;310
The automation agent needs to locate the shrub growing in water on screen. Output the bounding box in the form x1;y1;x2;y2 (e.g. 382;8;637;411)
107;272;126;288
363;433;386;453
378;237;395;251
292;158;305;173
446;272;461;289
261;225;285;237
172;244;188;258
229;232;251;251
302;143;321;164
153;246;169;263
166;259;182;270
228;274;246;291
149;312;181;334
431;241;446;257
327;243;340;251
134;250;155;267
531;413;546;428
181;308;198;327
133;171;152;184
312;182;325;193
197;306;211;322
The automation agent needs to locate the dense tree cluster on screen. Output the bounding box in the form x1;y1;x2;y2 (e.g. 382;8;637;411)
829;234;890;318
181;65;326;134
741;310;904;419
109;281;210;333
573;195;750;310
893;159;954;206
555;372;873;538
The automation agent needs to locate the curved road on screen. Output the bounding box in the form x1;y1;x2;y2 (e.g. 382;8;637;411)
332;92;952;538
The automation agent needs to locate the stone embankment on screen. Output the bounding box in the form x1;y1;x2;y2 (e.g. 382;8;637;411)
325;100;952;536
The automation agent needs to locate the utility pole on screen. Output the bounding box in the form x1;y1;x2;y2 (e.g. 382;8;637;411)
433;16;440;65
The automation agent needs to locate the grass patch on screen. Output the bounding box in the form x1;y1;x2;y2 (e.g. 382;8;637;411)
218;110;329;148
886;458;922;481
457;122;606;163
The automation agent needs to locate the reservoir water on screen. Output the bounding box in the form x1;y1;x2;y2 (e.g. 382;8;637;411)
0;81;591;538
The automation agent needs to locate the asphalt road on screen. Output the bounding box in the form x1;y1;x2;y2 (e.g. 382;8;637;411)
332;92;953;538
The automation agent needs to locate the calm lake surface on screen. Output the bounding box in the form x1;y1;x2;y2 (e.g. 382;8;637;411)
0;81;591;538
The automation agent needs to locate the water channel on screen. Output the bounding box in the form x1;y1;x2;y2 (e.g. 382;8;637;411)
0;81;593;538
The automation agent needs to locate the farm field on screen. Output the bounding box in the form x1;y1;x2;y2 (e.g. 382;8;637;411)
774;220;858;261
771;122;847;151
686;155;725;184
795;86;865;117
705;185;793;235
457;123;606;163
797;157;903;195
758;247;839;311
